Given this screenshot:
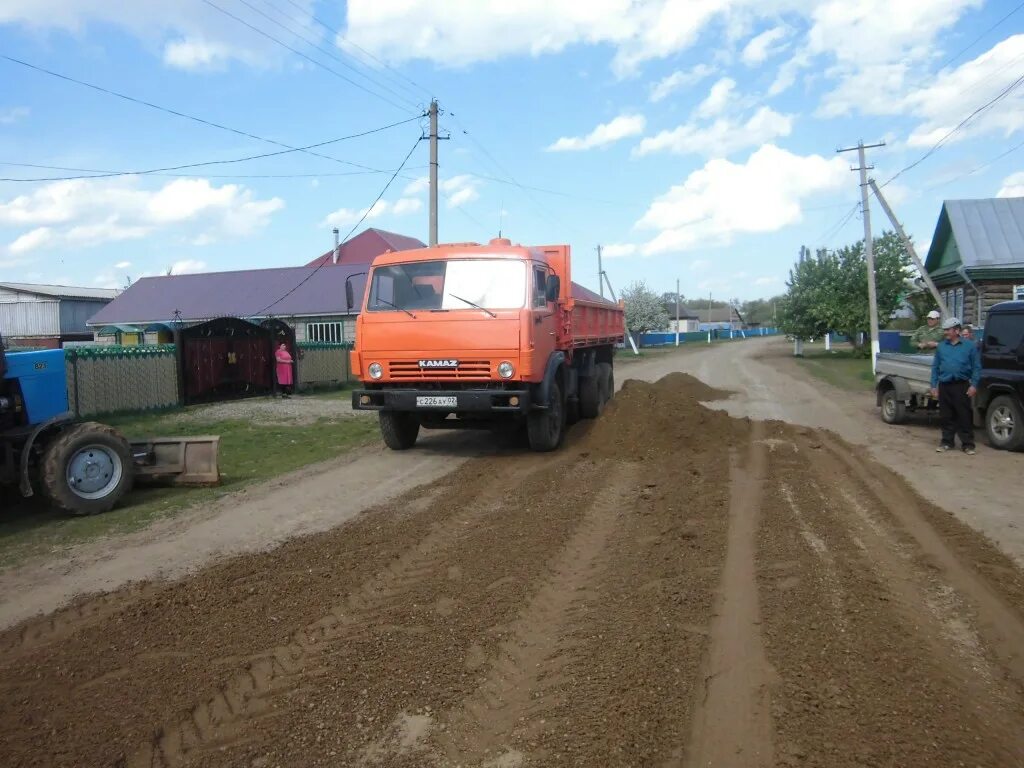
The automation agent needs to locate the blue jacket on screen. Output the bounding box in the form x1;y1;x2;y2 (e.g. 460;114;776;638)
930;338;981;388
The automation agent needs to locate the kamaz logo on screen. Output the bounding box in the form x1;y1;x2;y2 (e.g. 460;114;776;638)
418;359;459;369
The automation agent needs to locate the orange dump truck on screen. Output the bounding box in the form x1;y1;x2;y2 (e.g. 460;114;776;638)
348;237;625;451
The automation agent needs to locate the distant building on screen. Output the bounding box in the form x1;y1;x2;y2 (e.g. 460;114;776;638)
662;309;700;333
691;306;743;331
924;197;1024;326
0;282;119;348
87;228;427;344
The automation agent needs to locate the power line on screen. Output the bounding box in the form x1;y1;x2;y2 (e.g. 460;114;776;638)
930;1;1024;77
272;0;432;102
0;115;423;182
1;54;422;175
923;136;1024;191
255;136;421;317
252;0;426;106
0;161;429;181
224;0;419;109
198;0;412;112
883;70;1024;187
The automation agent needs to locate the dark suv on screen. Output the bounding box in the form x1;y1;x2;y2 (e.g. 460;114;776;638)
977;301;1024;451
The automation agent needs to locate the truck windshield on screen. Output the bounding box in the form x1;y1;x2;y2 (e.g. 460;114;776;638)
367;259;526;312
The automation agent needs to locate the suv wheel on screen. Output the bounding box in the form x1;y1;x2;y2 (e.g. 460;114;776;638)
986;395;1024;451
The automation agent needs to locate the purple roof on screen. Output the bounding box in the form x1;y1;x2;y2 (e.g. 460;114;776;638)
88;265;367;326
306;228;426;268
571;281;617;306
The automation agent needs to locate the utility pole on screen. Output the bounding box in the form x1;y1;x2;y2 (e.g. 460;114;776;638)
675;278;681;347
707;291;713;344
428;99;439;247
867;178;946;316
597;245;604;298
838;140;885;374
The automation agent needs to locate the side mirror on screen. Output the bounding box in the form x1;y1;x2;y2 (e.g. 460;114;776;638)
546;275;561;303
345;279;355;312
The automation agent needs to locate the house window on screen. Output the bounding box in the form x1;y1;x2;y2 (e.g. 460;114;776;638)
1014;285;1024;301
306;321;344;343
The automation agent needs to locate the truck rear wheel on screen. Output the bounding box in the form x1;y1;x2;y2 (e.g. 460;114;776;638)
880;389;906;425
986;395;1024;451
579;372;602;419
598;362;614;406
41;422;134;516
528;380;565;452
379;411;420;450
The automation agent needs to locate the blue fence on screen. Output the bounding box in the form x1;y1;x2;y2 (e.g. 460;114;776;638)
638;328;781;346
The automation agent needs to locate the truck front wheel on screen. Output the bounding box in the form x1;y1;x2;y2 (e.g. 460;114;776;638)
41;423;134;516
379;411;420;450
528;380;565;452
880;389;906;425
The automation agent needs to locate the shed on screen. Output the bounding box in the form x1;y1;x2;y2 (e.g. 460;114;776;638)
306;228;425;268
88;266;367;345
923;197;1024;325
0;283;119;348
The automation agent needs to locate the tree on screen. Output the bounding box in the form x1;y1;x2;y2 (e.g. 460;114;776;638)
778;232;912;352
623;281;670;340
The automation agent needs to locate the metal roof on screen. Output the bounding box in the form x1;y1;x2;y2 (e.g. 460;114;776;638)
306;228;426;268
925;198;1024;272
87;265;367;326
0;282;120;300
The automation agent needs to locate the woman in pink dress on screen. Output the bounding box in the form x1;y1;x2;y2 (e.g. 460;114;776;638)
275;342;295;398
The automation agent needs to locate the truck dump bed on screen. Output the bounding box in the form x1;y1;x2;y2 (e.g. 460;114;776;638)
569;281;625;349
876;352;933;383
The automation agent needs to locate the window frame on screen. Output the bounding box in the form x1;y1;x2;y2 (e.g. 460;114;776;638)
306;321;344;343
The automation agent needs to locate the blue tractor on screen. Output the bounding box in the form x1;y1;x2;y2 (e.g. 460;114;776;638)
0;334;134;514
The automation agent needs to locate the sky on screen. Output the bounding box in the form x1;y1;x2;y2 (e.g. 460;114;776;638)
1;0;1023;302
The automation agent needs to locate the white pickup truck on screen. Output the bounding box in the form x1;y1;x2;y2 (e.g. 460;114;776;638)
874;352;938;425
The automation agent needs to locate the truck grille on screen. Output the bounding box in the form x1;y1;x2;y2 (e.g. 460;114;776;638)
387;360;492;380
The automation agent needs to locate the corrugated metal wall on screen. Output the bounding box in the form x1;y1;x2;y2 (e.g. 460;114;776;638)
59;300;109;334
0;300;60;336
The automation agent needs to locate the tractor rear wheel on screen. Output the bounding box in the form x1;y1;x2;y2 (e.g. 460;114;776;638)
41;422;134;516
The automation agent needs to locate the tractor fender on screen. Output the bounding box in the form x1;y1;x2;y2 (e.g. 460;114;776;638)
18;412;74;497
536;352;567;408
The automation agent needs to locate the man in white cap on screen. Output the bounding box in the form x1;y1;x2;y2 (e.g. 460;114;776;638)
911;309;943;350
930;317;980;454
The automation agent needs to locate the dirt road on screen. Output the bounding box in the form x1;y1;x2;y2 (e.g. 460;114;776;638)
1;369;1023;767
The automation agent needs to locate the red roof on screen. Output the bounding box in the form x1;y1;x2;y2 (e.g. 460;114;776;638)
307;228;426;267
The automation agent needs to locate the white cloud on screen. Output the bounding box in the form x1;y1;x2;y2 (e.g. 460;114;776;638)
0;0;317;70
391;197;423;215
0;106;30;125
636;106;792;158
322;199;388;228
602;243;638;258
696;77;737;118
163;37;236;71
402;177;430;196
440;175;481;206
741;26;789;66
169;259;207;275
343;0;806;77
0;177;283;254
8;227;55;254
649;64;715;102
998;171;1024;198
547;114;646;151
114;260;132;269
635;144;849;254
754;276;781;286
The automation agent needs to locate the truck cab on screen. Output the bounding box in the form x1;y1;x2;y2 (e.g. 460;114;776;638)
350;238;624;452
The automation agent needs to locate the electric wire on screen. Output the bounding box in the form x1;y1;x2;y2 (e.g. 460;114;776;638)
922;136;1024;191
0;161;429;181
198;0;411;112
253;136;420;317
1;55;423;175
0;115;423;182
224;0;419;109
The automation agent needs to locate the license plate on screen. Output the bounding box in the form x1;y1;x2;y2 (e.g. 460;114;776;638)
416;396;457;408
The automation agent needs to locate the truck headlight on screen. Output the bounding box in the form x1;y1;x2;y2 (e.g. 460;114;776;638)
368;362;384;380
497;361;514;379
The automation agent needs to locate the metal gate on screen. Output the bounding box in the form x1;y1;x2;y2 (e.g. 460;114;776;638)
180;318;273;404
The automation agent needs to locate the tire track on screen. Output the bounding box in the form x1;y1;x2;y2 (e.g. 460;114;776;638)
681;421;775;768
435;462;640;767
127;455;561;768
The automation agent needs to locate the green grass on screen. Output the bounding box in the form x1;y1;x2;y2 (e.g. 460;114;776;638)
793;343;875;392
0;408;378;568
